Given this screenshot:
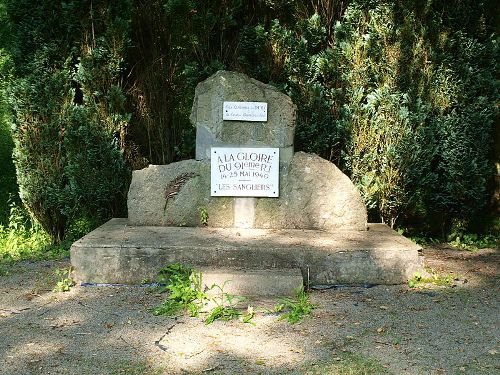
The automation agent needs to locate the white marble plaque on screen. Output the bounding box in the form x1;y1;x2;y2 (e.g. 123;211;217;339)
223;101;267;122
211;147;279;197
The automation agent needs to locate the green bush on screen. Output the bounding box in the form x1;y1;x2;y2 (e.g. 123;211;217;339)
0;19;17;225
0;104;17;225
0;0;497;238
4;0;131;243
0;202;52;262
347;87;417;226
335;1;498;230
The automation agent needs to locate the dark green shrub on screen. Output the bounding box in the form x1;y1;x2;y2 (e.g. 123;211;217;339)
336;1;498;230
0;51;16;224
4;0;131;243
1;0;497;238
10;58;73;242
417;34;498;231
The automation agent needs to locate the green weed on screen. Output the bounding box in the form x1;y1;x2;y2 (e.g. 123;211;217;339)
275;287;315;324
204;303;240;325
204;281;250;325
153;264;315;326
152;263;207;317
198;206;209;226
407;269;455;289
152;264;255;325
52;267;75;292
240;305;256;324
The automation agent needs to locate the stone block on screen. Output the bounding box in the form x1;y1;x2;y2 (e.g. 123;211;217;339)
255;152;367;231
128;152;367;230
191;71;297;165
200;268;304;297
128;161;236;227
70;219;424;286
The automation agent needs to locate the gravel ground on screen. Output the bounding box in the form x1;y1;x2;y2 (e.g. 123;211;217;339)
0;246;498;375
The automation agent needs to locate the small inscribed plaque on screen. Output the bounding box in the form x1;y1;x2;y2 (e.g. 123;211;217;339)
223;101;267;122
211;147;279;197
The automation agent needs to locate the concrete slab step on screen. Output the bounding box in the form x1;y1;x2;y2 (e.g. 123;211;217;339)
199;268;303;297
70;218;424;288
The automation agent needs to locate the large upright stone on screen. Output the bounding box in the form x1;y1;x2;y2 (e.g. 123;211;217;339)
191;70;297;166
128;71;367;230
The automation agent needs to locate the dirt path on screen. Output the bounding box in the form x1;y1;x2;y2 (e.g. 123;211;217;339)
0;246;498;375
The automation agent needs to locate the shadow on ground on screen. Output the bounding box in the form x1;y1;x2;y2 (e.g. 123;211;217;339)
0;247;498;375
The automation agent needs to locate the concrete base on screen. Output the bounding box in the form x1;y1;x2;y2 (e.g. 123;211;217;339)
200;268;304;297
70;219;423;291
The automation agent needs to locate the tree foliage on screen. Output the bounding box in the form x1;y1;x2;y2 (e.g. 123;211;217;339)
336;1;498;229
0;0;497;241
3;1;131;242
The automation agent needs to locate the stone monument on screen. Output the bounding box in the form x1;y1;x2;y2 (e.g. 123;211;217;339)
71;71;423;295
128;71;367;231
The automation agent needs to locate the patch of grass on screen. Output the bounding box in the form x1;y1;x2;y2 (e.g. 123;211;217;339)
408;228;500;251
0;202;54;263
447;233;500;251
0;204;98;274
0;263;9;276
407;269;455;289
274;287;315;324
110;360;164;375
305;351;392;374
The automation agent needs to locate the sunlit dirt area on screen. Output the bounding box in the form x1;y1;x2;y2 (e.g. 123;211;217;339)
0;246;498;375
